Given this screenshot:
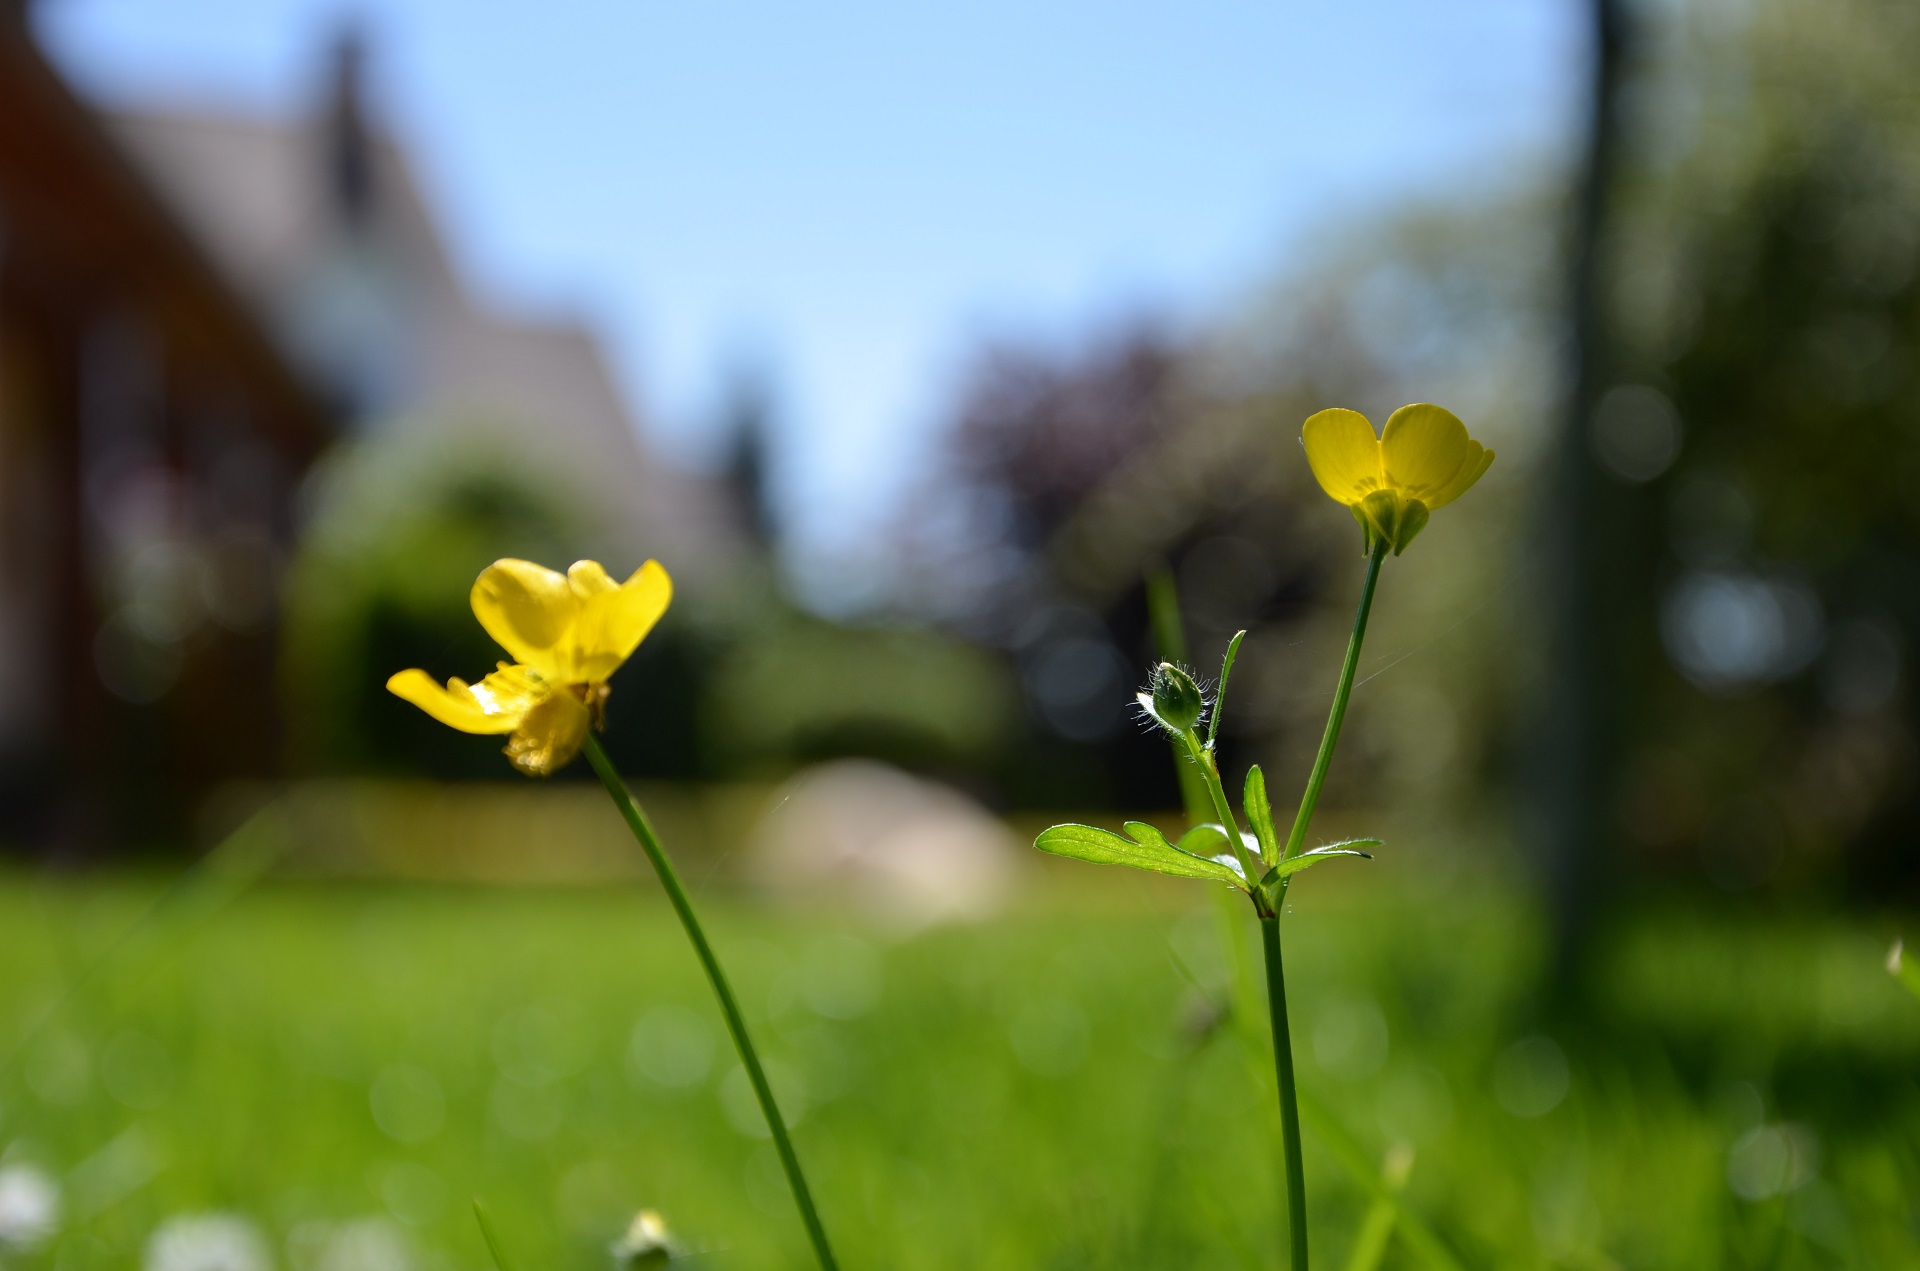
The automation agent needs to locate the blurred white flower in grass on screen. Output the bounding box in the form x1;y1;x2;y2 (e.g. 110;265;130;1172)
144;1213;271;1271
288;1217;413;1271
611;1208;678;1268
0;1163;60;1250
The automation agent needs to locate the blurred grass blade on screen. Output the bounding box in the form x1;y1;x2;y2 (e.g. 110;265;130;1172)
1145;560;1213;828
1295;1087;1466;1271
1889;940;1920;1000
1037;822;1244;884
473;1199;519;1271
0;801;290;1138
1343;1143;1416;1271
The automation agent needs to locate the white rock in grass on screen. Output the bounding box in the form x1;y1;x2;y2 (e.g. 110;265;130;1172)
0;1164;60;1250
748;760;1020;931
145;1214;271;1271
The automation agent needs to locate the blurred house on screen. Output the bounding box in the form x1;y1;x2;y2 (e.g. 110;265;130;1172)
0;13;332;845
102;29;735;574
0;16;736;843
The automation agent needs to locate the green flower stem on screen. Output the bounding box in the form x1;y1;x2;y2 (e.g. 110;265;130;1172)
582;735;840;1271
1280;542;1389;861
1263;541;1389;1271
1261;914;1309;1271
1179;730;1262;896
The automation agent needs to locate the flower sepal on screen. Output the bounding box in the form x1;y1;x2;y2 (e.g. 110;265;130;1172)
1353;489;1431;556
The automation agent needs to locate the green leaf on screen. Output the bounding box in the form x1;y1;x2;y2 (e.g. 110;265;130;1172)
473;1199;519;1271
1177;823;1259;879
1243;764;1280;865
1178;823;1229;857
1036;822;1244;886
1258;842;1378;888
1207;629;1246;747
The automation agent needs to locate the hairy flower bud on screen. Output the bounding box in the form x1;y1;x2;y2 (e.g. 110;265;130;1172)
1140;662;1206;735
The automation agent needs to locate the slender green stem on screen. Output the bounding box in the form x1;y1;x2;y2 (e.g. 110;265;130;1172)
1261;915;1309;1271
582;735;839;1271
1183;732;1243;841
1258;542;1391;1271
1181;731;1264;898
1281;543;1388;861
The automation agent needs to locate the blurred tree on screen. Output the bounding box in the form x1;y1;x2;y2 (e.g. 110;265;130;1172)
902;324;1201;808
1591;0;1920;902
1535;0;1636;989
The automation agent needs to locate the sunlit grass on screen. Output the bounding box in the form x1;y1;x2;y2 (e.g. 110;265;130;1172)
0;866;1915;1269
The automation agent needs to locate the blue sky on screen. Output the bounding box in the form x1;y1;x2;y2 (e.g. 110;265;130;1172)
39;0;1580;585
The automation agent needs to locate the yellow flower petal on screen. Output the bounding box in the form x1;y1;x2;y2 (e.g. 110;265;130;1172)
470;661;554;715
387;667;527;734
567;559;620;598
1301;408;1385;505
1425;444;1495;511
1380;404;1477;506
565;560;674;684
472;559;579;678
504;689;592;776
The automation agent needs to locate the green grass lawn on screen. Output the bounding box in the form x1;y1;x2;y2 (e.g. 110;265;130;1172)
0;863;1915;1269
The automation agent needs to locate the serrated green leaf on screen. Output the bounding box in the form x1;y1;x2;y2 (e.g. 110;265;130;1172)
1036;822;1244;886
1127;821;1251;882
1244;765;1280;865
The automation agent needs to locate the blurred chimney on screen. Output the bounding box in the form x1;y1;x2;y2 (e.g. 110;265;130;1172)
324;25;375;229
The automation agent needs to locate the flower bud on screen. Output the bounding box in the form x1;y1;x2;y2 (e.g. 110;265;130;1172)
1141;662;1206;735
611;1210;676;1268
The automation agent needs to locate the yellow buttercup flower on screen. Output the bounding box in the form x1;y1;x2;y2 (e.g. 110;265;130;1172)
386;558;672;776
1301;403;1494;555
